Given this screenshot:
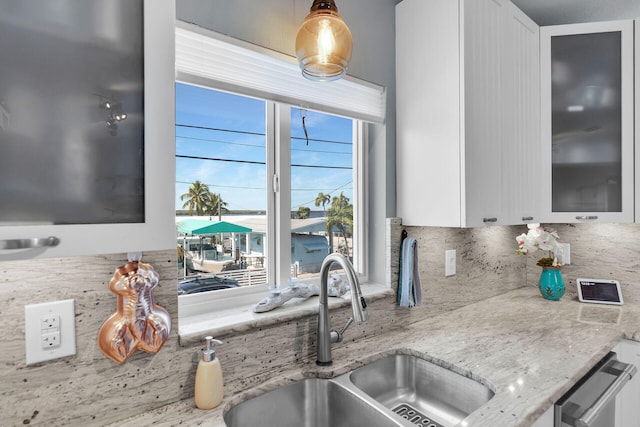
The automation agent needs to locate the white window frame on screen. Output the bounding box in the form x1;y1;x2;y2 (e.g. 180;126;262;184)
176;22;379;336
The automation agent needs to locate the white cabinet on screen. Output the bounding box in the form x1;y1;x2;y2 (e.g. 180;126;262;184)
614;340;640;427
531;405;553;427
0;1;176;260
503;3;541;225
540;20;634;224
396;0;539;227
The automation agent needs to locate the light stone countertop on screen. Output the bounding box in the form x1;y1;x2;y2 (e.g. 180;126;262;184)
112;287;640;427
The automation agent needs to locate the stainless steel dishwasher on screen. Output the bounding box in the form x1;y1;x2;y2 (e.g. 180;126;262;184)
555;352;637;427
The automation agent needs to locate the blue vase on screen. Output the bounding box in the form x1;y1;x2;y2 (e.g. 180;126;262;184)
538;267;565;301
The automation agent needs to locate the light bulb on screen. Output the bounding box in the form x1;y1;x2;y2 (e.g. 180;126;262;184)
295;1;352;81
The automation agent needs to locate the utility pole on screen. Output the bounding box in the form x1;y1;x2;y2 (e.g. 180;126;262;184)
218;193;222;221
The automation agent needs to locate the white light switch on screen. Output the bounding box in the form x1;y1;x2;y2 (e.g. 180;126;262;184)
557;243;570;265
25;299;76;365
445;249;456;277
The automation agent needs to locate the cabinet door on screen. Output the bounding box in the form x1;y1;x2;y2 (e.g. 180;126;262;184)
531;405;554;427
540;20;634;223
396;0;462;227
462;0;508;227
503;3;540;225
0;0;176;259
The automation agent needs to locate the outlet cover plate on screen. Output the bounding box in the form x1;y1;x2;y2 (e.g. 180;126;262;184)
445;249;456;277
25;299;76;365
558;243;571;265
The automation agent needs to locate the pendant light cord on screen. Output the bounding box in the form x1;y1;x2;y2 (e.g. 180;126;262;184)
300;109;310;145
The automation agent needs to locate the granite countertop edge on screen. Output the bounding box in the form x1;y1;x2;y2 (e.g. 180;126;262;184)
111;286;640;427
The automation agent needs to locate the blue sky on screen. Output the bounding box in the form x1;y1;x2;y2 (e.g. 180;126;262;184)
175;83;353;212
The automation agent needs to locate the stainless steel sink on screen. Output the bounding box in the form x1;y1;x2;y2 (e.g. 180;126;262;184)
223;378;400;427
224;353;494;427
349;354;495;427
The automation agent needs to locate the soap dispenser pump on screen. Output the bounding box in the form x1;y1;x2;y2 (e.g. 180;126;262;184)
194;336;224;410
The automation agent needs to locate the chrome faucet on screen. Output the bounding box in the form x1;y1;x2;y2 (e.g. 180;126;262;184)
316;253;368;366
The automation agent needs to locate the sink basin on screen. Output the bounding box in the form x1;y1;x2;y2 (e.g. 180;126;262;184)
224;352;494;427
349;354;495;427
224;378;400;427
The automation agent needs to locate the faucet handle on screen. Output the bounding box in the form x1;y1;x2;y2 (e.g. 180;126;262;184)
331;317;355;344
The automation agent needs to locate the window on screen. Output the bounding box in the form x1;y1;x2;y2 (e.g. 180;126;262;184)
176;84;365;290
290;108;356;280
175;21;384;333
175;85;268;286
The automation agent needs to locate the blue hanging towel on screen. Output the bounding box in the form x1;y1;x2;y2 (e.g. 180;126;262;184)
398;237;422;307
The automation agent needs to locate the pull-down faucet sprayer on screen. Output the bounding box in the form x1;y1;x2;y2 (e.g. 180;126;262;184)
316;253;368;366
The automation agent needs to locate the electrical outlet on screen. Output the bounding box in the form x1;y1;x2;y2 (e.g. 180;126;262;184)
445;249;456;277
41;315;60;331
25;299;76;365
42;331;61;349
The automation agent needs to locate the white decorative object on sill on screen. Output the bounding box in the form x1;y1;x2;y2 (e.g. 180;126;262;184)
252;274;349;313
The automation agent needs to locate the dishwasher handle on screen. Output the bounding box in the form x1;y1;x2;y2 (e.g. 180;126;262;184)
576;362;637;427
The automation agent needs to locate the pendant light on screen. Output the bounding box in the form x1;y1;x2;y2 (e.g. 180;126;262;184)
295;0;352;81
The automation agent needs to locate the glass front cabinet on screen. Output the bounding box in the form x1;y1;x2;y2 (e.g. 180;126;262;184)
0;1;176;260
540;20;634;223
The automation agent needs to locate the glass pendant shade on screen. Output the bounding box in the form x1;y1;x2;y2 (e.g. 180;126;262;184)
295;0;352;81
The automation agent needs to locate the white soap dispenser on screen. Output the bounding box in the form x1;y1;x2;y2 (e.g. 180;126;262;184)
194;336;224;410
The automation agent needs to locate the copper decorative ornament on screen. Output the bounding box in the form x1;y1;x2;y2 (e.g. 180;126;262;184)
98;260;171;363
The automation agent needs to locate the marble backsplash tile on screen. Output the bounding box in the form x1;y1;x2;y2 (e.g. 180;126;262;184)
390;221;640;317
0;251;404;426
2;221;640;425
392;221;528;317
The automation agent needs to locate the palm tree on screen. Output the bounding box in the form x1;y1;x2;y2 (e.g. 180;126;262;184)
314;192;331;216
316;192;333;250
326;192;353;256
297;206;311;219
204;191;228;217
180;180;211;215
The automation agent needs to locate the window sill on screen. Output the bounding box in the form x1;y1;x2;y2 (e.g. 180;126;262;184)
178;282;394;346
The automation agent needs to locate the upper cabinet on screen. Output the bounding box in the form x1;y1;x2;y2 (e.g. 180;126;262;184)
396;0;539;227
503;4;541;225
540;20;634;223
0;0;176;259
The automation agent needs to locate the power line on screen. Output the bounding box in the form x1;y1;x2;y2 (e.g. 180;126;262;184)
176;180;263;190
177;134;351;155
177;154;264;166
291;163;351;170
176;123;264;136
291;136;352;146
176;123;352;146
176;180;352;193
294;181;353;209
177;135;265;149
176;179;353;211
176;154;352;170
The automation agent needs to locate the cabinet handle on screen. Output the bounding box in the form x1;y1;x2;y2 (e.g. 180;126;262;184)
575;216;598;221
483;218;497;223
522;216;534;221
0;237;60;250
